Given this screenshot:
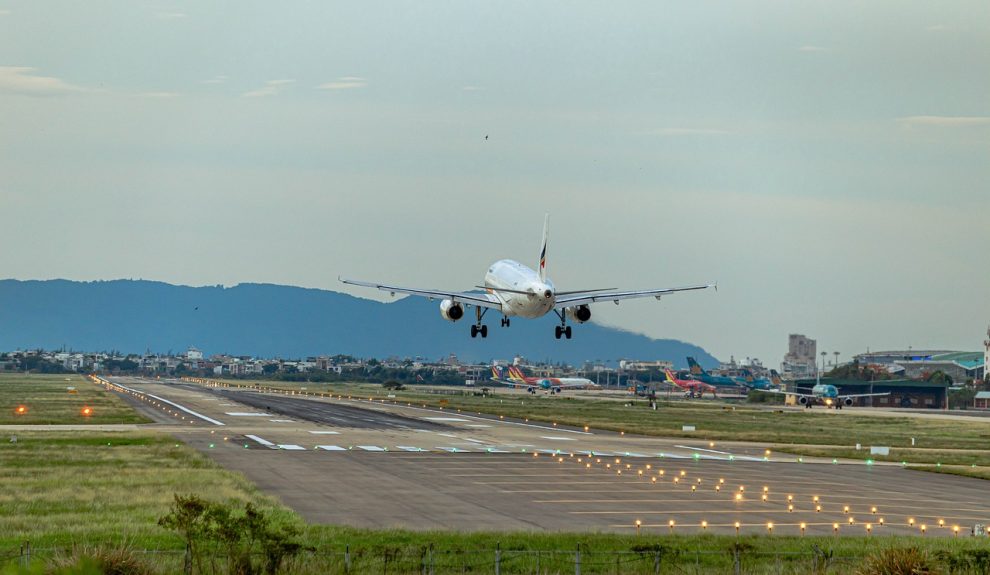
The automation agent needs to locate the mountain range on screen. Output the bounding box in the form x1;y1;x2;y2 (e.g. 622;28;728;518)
0;279;718;368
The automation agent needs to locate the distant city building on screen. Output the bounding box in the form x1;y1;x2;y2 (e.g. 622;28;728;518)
782;334;817;380
619;360;673;371
186;347;203;360
854;349;984;383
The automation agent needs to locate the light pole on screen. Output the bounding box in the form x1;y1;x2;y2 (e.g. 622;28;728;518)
818;351;827;386
833;351;840;371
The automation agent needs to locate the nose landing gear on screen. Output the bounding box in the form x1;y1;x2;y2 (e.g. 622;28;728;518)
500;317;511;327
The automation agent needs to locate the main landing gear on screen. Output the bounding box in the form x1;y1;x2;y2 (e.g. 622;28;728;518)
552;310;572;339
471;306;489;338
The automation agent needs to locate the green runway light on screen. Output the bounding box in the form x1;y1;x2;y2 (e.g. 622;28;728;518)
244;444;249;448
937;462;942;467
728;455;734;461
693;453;700;459
866;459;874;466
797;457;803;463
209;444;215;448
833;459;838;464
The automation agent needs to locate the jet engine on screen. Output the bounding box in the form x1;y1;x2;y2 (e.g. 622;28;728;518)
797;396;810;406
843;397;854;407
566;305;592;323
439;299;464;322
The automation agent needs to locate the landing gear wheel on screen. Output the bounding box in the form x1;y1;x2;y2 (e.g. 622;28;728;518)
471;325;478;338
501;317;511;327
554;326;562;339
564;326;572;339
480;325;488;338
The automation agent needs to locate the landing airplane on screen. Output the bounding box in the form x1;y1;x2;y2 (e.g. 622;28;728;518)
490;365;598;394
734;368;777;391
341;215;714;339
765;384;888;409
663;368;718;399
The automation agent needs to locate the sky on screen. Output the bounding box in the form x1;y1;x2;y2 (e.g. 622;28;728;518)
1;1;988;366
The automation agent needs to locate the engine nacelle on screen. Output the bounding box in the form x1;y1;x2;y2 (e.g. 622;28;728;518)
797;396;810;406
439;299;464;322
843;397;854;407
566;305;592;324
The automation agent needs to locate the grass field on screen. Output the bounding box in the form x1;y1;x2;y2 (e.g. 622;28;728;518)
0;374;149;425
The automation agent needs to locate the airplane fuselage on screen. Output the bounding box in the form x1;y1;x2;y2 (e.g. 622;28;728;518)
484;260;556;318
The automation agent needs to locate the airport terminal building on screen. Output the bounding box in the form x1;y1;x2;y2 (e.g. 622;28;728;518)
792;378;951;409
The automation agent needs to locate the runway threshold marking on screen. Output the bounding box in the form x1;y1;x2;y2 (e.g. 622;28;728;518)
309;431;341;435
316;445;347;451
225;412;270;417
109;380;226;426
245;434;275;447
278;444;306;450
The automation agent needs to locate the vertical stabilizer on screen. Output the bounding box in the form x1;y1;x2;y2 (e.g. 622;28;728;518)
687;357;706;375
538;214;549;282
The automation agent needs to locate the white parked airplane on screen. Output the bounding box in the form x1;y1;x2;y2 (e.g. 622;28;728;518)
341;215;714;339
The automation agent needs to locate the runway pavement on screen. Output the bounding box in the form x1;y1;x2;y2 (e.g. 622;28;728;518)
98;376;990;537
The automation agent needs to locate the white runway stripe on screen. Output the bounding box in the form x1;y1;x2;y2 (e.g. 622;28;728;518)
316;445;346;451
245;435;275;447
278;445;306;450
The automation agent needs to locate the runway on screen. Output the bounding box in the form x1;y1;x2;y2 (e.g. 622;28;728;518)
101;376;990;537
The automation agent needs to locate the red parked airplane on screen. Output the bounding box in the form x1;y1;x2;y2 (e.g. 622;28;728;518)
663;368;718;398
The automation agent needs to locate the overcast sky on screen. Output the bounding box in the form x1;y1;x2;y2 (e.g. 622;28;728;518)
1;1;988;365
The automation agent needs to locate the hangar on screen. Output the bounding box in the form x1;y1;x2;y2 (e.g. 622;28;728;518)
793;378;951;409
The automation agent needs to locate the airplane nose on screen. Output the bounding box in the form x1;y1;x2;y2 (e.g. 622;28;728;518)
544;289;553;299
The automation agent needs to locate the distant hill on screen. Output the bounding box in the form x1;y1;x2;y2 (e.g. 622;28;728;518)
0;279;718;368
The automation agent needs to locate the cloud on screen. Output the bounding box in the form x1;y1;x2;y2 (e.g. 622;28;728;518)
155;11;186;20
645;127;733;136
897;115;990;127
202;75;228;85
462;85;483;92
798;45;827;53
242;79;294;98
0;66;87;96
317;76;367;90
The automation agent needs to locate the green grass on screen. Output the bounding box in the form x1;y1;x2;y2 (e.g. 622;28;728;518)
0;431;294;549
0;374;149;425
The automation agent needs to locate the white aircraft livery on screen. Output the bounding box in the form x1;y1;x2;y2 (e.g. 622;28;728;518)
341;215;714;339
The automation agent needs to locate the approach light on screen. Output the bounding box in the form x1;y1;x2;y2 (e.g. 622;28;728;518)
15;405;27;415
81;407;93;416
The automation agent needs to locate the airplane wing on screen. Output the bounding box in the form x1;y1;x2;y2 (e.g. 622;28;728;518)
553;283;714;309
837;392;890;400
762;389;814;400
340;278;503;310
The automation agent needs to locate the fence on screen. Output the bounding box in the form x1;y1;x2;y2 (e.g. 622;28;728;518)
1;542;889;574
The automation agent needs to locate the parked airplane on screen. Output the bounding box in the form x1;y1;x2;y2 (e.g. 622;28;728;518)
663;368;718;398
490;365;598;394
686;357;777;391
735;368;776;391
765;384;888;409
685;357;743;389
341;215;714;339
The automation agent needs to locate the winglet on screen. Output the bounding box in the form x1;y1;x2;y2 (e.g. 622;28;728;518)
538;214;549;282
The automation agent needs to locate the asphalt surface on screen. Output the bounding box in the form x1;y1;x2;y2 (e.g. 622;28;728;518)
95;377;990;536
175;383;451;431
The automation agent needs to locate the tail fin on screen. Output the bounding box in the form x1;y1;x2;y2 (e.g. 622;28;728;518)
508;366;526;381
687;357;706;375
538;214;549;282
770;369;782;385
491;366;503;380
663;368;676;382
